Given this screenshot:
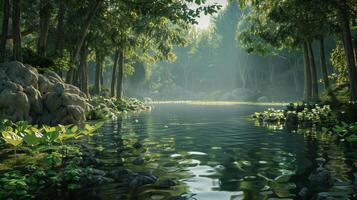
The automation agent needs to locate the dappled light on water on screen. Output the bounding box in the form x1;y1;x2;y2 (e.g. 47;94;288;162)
88;104;357;199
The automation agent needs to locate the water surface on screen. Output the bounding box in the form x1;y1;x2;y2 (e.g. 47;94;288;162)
92;104;357;199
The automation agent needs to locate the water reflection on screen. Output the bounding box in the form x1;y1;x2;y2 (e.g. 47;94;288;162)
91;104;356;200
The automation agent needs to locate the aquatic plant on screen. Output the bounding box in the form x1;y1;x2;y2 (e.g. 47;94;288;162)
321;122;357;142
253;103;338;127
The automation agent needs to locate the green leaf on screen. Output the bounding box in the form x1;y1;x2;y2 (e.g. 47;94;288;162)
84;124;95;132
23;134;41;146
346;135;357;142
43;131;60;143
43;126;56;133
95;121;104;129
2;131;23;146
71;126;78;133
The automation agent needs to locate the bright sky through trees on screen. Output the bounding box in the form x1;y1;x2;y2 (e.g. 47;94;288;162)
196;0;228;29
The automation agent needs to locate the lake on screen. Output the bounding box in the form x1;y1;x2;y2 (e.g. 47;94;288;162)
88;103;357;200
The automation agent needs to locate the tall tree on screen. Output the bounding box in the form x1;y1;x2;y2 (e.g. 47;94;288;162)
94;52;104;94
12;0;22;61
336;0;357;100
319;36;330;90
308;41;319;101
37;0;52;57
111;50;120;97
78;40;89;95
116;48;124;99
303;42;312;101
66;0;103;84
0;0;10;62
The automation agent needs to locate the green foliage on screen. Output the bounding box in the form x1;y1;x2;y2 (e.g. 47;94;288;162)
321;122;357;142
87;97;149;120
253;102;357;142
253;103;339;127
330;43;348;86
0;120;102;148
0;119;104;199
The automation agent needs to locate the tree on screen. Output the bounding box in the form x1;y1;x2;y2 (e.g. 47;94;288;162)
319;36;330;90
0;0;10;62
37;0;52;57
111;50;119;97
12;0;22;61
307;41;319;101
66;0;103;84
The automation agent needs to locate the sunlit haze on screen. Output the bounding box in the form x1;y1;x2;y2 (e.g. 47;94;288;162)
196;0;228;30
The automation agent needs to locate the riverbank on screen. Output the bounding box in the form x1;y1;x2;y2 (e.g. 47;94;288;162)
252;102;357;142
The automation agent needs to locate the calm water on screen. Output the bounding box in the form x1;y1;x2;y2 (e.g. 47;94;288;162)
90;104;357;200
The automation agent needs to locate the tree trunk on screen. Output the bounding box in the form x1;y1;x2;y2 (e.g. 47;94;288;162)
54;0;65;55
308;41;319;101
100;63;104;86
338;0;357;101
71;68;78;86
353;38;357;68
111;49;120;97
116;48;124;100
67;0;102;83
37;0;51;57
54;0;65;77
319;36;330;90
303;42;312;102
78;42;88;95
66;68;74;84
0;0;10;62
82;51;89;96
12;0;22;61
94;53;103;95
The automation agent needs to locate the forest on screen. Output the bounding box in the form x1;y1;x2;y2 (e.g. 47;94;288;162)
0;0;357;200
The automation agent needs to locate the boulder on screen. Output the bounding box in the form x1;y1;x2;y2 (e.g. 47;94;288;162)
0;61;88;125
308;167;333;189
285;112;298;126
298;187;310;200
127;172;158;188
132;157;145;165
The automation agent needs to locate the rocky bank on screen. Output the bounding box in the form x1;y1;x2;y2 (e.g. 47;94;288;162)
0;61;89;125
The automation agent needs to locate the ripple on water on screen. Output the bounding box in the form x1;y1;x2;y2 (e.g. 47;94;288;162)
89;104;357;200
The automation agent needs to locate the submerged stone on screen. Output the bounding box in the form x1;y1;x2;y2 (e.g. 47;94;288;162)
133;142;143;149
132;157;145;165
316;192;335;200
158;178;177;188
127;172;157;188
308;167;333;189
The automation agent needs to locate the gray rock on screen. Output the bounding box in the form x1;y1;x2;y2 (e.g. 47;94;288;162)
308;167;333;189
0;61;88;125
298;187;309;200
107;168;135;181
158;178;176;188
127;172;157;188
133;142;143;149
91;175;114;185
132;157;145;165
317;192;335;200
285;112;298;126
